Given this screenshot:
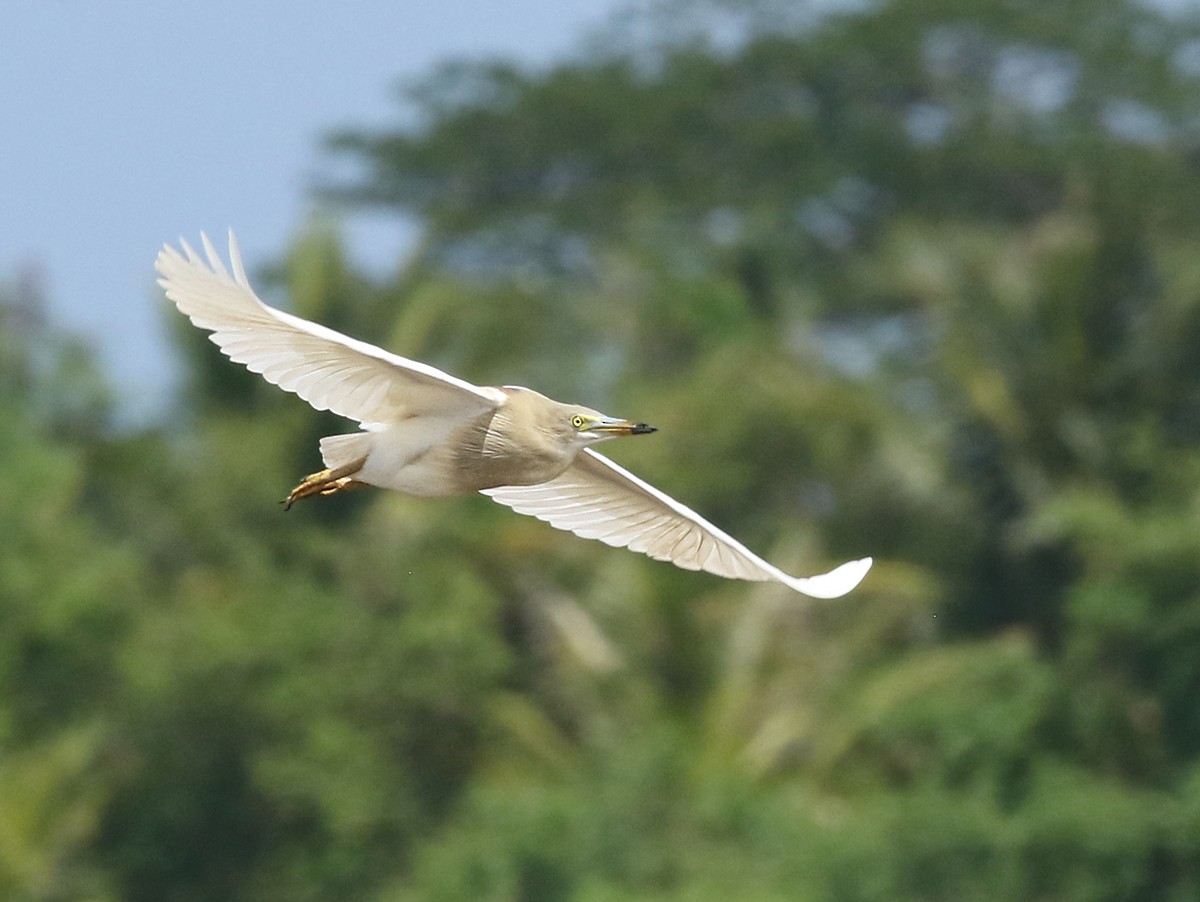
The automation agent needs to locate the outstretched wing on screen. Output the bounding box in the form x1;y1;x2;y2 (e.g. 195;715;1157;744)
156;231;503;426
482;449;871;598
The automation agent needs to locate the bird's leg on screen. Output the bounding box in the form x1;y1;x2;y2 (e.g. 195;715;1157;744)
282;456;368;510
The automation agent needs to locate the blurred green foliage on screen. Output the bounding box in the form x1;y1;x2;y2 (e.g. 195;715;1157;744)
7;0;1200;898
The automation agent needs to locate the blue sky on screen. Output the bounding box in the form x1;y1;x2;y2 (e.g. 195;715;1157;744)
1;0;622;419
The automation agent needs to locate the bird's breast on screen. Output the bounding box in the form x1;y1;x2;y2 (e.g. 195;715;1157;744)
448;415;574;492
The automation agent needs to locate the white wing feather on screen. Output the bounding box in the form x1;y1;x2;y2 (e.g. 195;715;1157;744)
483;449;872;598
156;231;503;426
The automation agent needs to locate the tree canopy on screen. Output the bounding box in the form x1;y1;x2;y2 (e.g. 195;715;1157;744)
6;0;1200;899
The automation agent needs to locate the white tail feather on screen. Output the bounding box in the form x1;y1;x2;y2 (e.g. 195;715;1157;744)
319;433;373;469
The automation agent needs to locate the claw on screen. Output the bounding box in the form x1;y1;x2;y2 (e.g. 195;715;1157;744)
282;457;368;510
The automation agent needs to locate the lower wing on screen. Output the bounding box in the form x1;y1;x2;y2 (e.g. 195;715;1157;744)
482;449;871;598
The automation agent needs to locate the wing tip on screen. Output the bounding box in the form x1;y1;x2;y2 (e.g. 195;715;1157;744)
155;230;240;277
787;555;873;599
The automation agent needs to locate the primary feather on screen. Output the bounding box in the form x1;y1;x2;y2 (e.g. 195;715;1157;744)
156;232;503;427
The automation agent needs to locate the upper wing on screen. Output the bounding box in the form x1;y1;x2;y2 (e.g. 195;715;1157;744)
156;231;504;426
482;449;871;598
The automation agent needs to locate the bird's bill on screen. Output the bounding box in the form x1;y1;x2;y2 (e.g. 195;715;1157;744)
588;418;657;436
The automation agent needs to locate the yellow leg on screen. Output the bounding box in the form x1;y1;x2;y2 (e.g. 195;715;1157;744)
282;456;368;510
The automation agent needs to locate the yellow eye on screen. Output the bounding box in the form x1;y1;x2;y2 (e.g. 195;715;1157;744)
571;415;585;429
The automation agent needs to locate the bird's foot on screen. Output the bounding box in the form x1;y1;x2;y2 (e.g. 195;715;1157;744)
282;457;368;510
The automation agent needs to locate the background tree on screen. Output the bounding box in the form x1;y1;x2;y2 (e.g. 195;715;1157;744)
6;0;1200;899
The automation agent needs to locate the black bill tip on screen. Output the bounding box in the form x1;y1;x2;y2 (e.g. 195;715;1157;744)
631;422;657;435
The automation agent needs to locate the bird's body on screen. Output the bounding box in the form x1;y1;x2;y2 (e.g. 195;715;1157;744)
322;387;616;496
446;388;605;491
157;232;871;598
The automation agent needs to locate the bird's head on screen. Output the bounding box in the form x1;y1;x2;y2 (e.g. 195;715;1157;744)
499;387;656;453
565;408;657;447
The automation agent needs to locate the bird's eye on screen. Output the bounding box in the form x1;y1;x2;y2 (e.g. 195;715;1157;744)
571;415;585;429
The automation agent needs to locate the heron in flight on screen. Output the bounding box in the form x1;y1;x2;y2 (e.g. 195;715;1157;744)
156;232;871;598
